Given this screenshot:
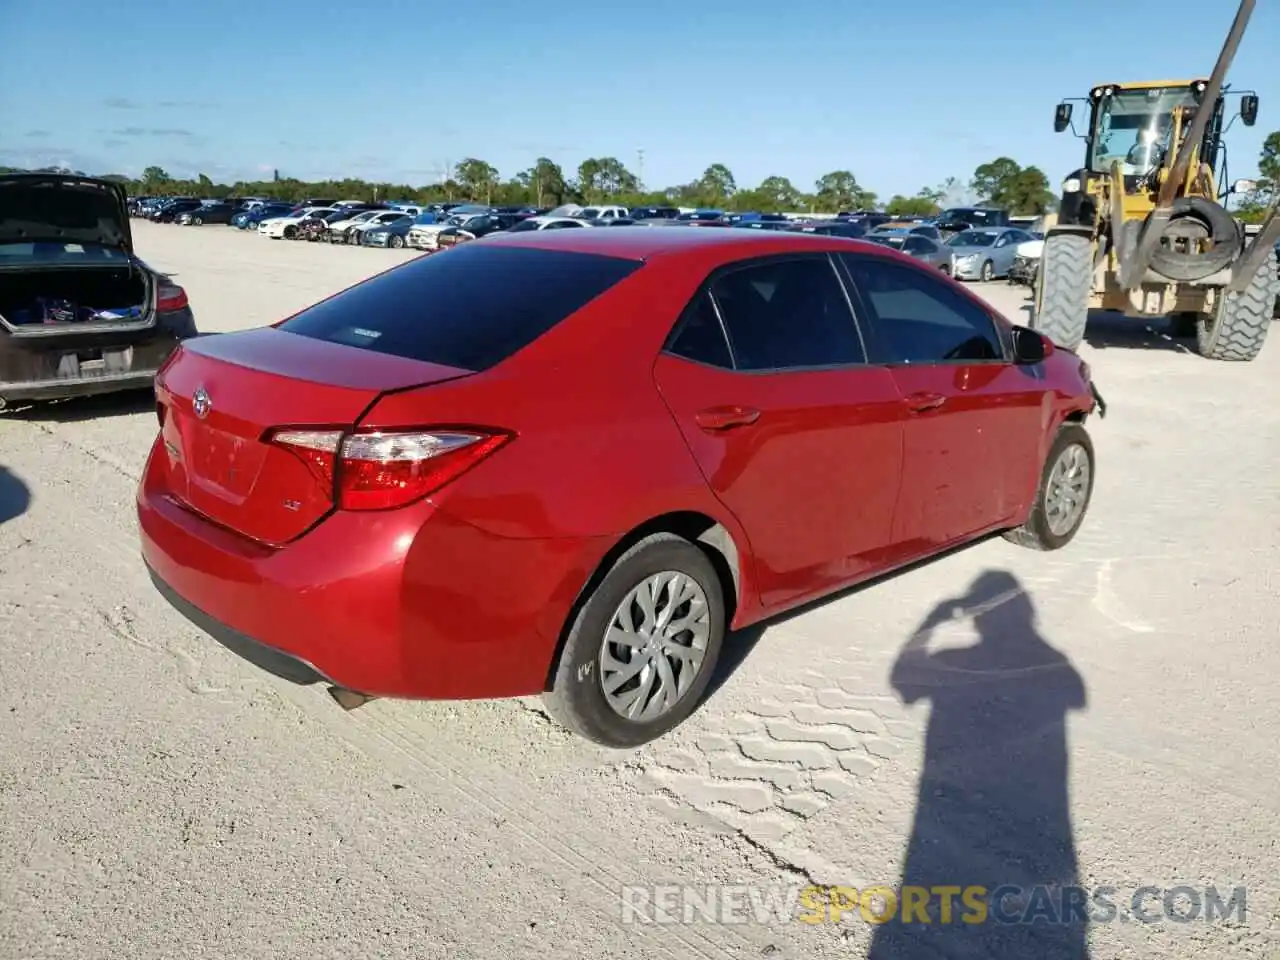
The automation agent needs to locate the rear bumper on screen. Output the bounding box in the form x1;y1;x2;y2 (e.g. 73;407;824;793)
0;317;191;403
146;565;333;686
137;441;609;700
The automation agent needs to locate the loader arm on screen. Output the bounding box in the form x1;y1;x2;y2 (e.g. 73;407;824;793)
1120;0;1256;292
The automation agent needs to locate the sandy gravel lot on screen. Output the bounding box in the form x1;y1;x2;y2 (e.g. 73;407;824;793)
2;220;1278;959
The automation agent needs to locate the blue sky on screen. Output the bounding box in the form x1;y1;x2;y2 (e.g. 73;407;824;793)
1;0;1276;199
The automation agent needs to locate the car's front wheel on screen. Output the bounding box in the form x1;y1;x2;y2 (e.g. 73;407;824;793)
980;259;994;282
1004;422;1095;551
389;234;405;248
543;533;725;748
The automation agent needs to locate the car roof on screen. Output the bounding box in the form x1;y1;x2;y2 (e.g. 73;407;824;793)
484;222;921;264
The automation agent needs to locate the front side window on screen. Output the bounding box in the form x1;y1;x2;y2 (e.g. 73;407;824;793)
841;256;1004;364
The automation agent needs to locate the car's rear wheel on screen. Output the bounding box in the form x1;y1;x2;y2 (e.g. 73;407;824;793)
543;533;725;748
1004;422;1095;551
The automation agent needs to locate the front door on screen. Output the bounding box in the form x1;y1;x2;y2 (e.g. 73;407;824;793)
653;254;906;610
838;254;1046;550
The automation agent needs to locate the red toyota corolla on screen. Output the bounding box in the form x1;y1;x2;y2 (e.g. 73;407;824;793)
138;227;1102;747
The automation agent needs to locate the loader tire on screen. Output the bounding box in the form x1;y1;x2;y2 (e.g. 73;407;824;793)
1031;232;1092;352
1195;247;1277;362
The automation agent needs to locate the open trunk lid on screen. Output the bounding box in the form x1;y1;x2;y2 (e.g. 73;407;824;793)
0;173;132;251
155;327;473;544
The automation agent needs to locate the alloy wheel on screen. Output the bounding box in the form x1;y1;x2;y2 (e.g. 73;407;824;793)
599;571;711;722
1044;443;1090;536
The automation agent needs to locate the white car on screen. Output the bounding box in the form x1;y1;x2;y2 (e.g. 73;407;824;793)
405;208;493;250
324;209;383;242
1008;237;1045;288
503;215;594;233
572;204;628;220
341;210;414;244
258;207;338;239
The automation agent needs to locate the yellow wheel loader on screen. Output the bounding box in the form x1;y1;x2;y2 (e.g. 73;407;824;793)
1033;0;1280;360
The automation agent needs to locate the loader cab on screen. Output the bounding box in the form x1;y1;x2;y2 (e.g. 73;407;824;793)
1085;82;1224;177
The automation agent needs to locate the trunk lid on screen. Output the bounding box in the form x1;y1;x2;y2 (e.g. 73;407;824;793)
155;327;473;544
0;173;132;252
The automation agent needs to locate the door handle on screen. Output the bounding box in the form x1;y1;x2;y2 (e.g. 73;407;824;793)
905;391;947;413
695;405;761;431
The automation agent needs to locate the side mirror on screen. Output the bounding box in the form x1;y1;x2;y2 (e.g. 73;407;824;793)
1241;94;1258;127
1054;102;1073;133
1231;178;1258;196
1011;325;1051;364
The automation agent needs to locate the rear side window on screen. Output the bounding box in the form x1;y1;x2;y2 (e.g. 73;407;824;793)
709;256;865;370
279;244;643;371
667;291;733;368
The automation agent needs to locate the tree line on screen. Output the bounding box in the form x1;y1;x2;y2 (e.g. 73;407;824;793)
1236;130;1280;224
0;156;1060;217
5;132;1275;218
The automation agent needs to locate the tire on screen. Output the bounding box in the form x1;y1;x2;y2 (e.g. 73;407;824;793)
1030;231;1092;351
543;533;726;748
1004;422;1095;552
940;263;951;275
389;234;404;249
1194;247;1277;361
1149;197;1241;282
980;260;994;282
192;216;203;226
283;226;297;239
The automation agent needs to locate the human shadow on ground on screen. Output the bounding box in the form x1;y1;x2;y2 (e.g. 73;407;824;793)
0;465;32;526
702;534;1005;703
867;569;1090;960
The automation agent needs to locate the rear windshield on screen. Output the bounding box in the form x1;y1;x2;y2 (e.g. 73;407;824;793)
278;244;643;371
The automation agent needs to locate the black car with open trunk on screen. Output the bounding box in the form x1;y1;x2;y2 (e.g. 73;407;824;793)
0;173;198;409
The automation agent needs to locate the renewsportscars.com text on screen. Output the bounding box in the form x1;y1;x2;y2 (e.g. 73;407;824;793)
620;884;1248;926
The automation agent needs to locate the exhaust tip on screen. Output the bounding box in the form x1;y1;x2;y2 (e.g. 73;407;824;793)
327;686;376;711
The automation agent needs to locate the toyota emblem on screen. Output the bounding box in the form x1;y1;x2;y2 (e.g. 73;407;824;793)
192;386;212;419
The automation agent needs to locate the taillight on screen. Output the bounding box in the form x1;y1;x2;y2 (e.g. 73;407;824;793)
157;282;189;313
269;428;512;511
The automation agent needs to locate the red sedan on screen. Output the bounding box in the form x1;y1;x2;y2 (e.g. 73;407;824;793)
138;227;1102;747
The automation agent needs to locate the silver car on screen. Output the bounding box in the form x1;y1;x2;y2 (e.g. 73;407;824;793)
946;227;1038;282
865;231;955;274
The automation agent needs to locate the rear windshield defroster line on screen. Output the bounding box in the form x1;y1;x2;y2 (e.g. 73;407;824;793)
278;244;644;371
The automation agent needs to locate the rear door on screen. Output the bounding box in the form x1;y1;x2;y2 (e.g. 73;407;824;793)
653;254;906;610
838;253;1045;547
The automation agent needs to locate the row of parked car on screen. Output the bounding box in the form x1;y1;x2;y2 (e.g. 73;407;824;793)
128;195;1044;280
